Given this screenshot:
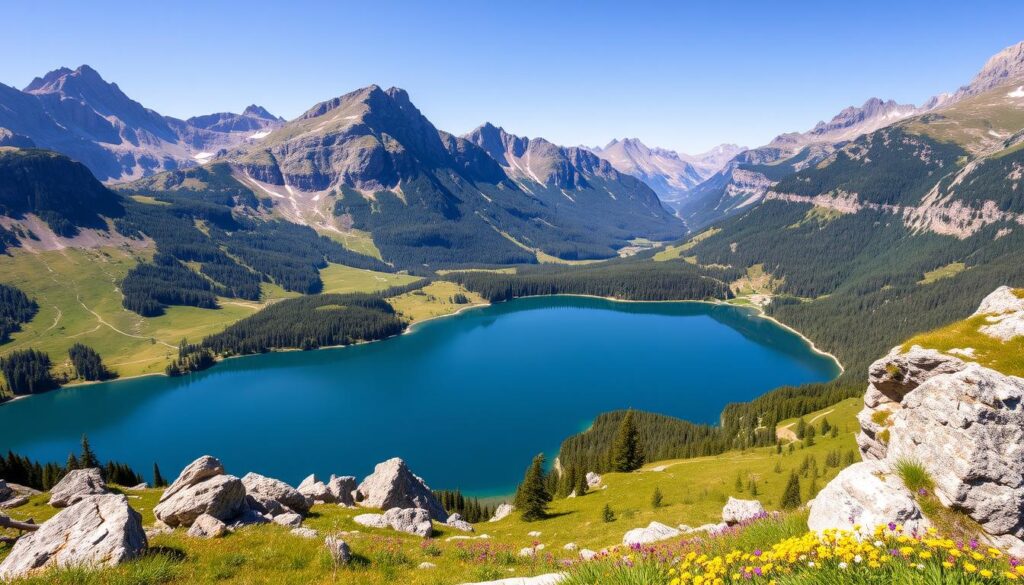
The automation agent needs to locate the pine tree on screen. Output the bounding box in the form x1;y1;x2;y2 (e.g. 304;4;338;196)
773;460;783;474
514;454;551;522
775;442;782;455
795;417;807;439
80;435;99;469
65;452;80;471
831;425;839;439
781;472;802;509
749;479;759;497
651;487;664;508
808;475;819;500
610;410;644;472
574;467;588;497
602;503;615;522
153;463;167;487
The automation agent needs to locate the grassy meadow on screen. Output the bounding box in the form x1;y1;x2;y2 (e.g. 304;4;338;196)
1;399;864;584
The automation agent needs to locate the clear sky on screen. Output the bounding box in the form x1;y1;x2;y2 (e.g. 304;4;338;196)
2;0;1022;153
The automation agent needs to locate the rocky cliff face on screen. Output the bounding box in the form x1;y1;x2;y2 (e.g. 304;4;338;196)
811;286;1024;555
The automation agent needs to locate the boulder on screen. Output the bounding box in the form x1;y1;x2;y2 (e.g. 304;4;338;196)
0;494;146;580
585;472;602;487
326;475;357;506
0;495;29;509
48;468;107;508
153;456;247;527
721;497;766;525
884;364;1024;550
489;503;514;522
297;474;332;503
418;561;437;569
445;512;474;532
579;549;598;560
272;512;304;528
808;461;928;536
353;513;388;529
187;513;228;539
563;542;578;551
325;536;352;565
383;507;433;537
857;347;967;461
126;483;148;491
0;479;12;502
355;458;447;520
622;521;681;546
242;472;312;515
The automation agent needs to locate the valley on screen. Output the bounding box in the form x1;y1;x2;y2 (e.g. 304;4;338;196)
2;19;1024;585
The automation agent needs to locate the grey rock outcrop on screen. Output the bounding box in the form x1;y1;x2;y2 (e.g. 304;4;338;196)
353;513;388;529
187;513;228;539
445;512;474;532
353;507;434;537
355;458;447;520
0;494;146;580
242;472;312;515
272;512;304;528
721;497;766;525
382;507;433;537
857;347;967;461
326;475;357;506
297;474;332;503
153;456;247;527
816;287;1024;555
489;503;514;522
622;521;681;546
325;536;352;565
808;461;928;536
585;472;602;488
974;286;1024;341
0;480;12;503
49;468;108;508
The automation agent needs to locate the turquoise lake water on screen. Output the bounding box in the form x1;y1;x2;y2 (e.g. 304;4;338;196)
0;296;839;496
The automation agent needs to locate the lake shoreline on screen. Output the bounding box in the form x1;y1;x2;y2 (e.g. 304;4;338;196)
1;293;841;405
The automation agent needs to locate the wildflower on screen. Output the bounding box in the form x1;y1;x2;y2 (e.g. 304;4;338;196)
853;555;863;563
838;562;848;569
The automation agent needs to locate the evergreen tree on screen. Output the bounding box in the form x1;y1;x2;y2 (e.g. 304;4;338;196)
602;503;615;522
514;454;551;522
80;435;99;469
651;486;664;508
610;410;644;472
773;460;784;474
795;417;807;439
574;467;588;497
781;472;802;509
65;452;80;471
153;462;167;487
735;472;744;492
749;479;759;497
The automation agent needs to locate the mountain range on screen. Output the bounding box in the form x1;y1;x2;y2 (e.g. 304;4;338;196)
0;65;283;181
587;139;745;206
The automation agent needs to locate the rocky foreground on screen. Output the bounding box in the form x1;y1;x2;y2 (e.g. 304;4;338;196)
0;455;471;581
809;286;1024;555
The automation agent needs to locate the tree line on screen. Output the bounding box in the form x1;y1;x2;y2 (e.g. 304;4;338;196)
0;435;144;491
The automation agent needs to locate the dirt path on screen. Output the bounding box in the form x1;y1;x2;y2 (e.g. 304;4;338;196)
776;408;836;443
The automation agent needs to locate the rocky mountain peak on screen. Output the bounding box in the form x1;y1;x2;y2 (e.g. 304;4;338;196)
956;40;1024;99
242;105;280;121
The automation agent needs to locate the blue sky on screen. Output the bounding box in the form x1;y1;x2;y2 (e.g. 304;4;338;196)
2;1;1022;153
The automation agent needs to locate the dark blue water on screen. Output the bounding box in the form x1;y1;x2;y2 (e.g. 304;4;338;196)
0;296;839;496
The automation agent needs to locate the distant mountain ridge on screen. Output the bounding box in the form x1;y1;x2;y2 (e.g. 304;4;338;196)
588;139;744;206
0;65;283;181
